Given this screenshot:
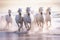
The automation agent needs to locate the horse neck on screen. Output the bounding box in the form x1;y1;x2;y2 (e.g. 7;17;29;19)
19;15;22;19
27;13;30;17
26;12;30;16
19;13;22;16
9;15;11;18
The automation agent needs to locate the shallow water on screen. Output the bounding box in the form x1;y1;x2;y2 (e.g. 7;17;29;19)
0;32;60;40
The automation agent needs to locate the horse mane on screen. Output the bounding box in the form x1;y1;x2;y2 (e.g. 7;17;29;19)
49;12;51;15
41;12;43;15
27;13;30;16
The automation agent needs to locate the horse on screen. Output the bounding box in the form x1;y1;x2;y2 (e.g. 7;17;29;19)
34;7;44;29
23;7;31;31
45;8;51;28
5;9;12;30
15;8;23;32
0;16;7;30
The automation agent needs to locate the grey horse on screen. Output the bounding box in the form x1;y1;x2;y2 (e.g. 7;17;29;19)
15;8;23;32
23;7;31;31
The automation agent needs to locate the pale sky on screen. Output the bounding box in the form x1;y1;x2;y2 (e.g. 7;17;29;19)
0;0;60;13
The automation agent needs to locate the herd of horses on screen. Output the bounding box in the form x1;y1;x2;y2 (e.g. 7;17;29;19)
0;7;51;32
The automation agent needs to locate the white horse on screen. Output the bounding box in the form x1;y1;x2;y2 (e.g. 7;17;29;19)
34;8;44;28
45;8;51;28
5;10;12;30
35;13;44;28
0;16;7;30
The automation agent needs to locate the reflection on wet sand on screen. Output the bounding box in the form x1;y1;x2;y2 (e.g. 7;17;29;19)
0;32;60;40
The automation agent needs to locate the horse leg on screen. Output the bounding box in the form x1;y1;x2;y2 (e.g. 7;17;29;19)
49;21;51;28
46;21;48;26
24;22;28;30
35;18;37;25
46;21;49;29
18;24;20;32
18;23;23;32
5;23;9;30
37;21;39;26
39;23;42;30
41;22;44;28
39;22;41;27
17;23;20;32
19;22;23;32
27;23;31;31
